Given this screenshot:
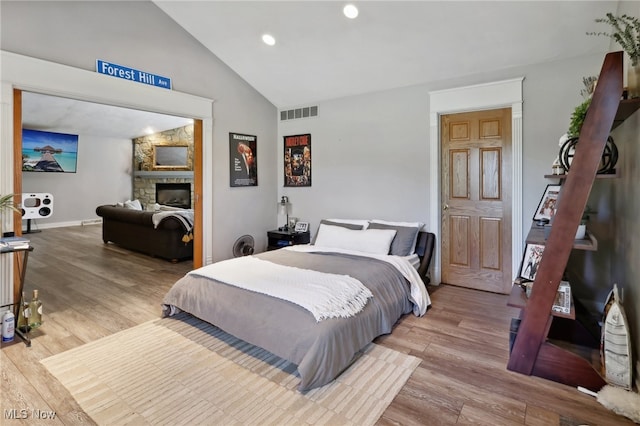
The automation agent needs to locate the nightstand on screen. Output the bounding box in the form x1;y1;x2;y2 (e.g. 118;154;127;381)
267;229;311;251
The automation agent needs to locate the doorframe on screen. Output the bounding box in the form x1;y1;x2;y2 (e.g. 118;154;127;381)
428;78;524;285
1;51;214;303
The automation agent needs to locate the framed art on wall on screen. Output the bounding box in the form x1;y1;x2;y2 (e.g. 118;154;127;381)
284;133;311;187
229;133;257;187
22;129;79;173
533;184;561;222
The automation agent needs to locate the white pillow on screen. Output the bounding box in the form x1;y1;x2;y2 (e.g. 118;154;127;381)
123;199;143;210
326;218;370;229
314;224;396;255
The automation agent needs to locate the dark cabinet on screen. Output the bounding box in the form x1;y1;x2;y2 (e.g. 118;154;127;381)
267;230;310;251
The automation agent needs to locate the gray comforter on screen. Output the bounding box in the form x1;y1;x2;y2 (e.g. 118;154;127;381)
161;249;416;391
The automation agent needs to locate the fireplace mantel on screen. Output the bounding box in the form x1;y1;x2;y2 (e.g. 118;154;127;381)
134;171;194;179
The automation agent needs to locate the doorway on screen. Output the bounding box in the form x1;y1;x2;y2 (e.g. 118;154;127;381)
428;78;524;289
440;108;512;294
1;52;213;305
15;89;204;262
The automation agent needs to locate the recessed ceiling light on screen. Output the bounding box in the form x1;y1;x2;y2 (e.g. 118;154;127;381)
262;34;276;46
343;4;358;19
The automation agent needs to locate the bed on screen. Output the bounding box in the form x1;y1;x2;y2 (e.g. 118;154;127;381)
162;220;435;391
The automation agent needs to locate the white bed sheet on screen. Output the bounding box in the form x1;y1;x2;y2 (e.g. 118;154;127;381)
405;253;420;270
285;245;430;316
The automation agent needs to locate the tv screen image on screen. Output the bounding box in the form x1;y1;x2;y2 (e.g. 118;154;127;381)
22;129;79;173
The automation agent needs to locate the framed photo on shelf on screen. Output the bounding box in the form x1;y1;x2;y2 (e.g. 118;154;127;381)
519;243;545;281
552;281;572;314
533;184;561;222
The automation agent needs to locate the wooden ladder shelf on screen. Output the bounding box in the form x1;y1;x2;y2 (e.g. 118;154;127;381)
507;51;624;391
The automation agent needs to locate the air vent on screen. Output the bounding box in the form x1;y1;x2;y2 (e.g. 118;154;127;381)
280;105;318;121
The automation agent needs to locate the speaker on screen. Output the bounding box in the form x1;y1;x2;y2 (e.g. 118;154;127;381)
21;193;54;219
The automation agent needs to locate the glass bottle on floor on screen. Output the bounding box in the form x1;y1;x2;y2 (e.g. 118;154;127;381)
16;291;30;333
28;289;42;329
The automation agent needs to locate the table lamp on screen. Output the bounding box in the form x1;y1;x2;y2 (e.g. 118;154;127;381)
278;196;291;231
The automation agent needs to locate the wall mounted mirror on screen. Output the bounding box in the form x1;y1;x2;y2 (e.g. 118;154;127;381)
153;144;189;170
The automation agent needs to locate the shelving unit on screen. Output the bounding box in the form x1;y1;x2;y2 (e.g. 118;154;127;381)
612;97;640;129
507;51;637;391
525;223;598;251
507;285;575;320
543;171;619;179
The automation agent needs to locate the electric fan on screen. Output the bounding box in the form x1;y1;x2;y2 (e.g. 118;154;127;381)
232;235;255;257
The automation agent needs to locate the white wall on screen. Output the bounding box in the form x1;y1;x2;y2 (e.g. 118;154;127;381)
1;1;278;260
22;134;132;228
278;85;430;233
278;53;607;243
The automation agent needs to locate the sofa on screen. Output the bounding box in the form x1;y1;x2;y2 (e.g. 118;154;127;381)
95;205;193;262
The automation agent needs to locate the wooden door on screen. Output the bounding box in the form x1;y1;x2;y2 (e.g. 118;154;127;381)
441;108;512;294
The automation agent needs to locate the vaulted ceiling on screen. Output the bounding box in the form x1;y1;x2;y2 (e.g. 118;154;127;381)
23;1;624;136
154;1;618;108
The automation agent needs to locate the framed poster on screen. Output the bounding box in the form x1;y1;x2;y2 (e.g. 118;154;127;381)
284;133;311;187
229;133;257;187
533;184;561;222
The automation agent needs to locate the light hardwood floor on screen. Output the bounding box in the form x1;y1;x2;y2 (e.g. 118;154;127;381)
1;225;632;425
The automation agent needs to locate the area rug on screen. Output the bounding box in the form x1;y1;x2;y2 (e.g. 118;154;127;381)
41;313;420;425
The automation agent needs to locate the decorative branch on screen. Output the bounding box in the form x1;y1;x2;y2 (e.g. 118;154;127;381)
587;13;640;66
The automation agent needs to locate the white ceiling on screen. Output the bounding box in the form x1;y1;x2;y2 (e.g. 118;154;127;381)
22;91;193;139
22;1;622;135
154;0;618;108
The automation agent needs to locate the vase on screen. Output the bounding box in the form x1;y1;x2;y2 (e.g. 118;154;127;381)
628;62;640;99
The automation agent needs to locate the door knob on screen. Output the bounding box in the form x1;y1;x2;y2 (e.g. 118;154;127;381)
443;204;449;211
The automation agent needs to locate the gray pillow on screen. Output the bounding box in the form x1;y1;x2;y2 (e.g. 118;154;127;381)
367;222;420;256
312;220;364;244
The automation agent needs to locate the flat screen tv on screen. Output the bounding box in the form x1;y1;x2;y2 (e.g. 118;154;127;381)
22;129;79;173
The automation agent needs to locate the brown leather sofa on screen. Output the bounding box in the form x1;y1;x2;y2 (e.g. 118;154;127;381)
95;205;193;262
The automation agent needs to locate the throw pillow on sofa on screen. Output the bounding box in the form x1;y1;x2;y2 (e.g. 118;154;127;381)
123;199;143;210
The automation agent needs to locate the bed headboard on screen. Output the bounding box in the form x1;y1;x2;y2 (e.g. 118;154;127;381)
415;231;436;284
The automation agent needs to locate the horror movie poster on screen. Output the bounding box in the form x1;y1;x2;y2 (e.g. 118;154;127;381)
284;134;311;187
229;132;257;187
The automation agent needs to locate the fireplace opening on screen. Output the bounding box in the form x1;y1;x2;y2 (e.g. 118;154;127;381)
156;183;191;209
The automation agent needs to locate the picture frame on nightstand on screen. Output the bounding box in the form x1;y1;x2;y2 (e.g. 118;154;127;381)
294;221;309;233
